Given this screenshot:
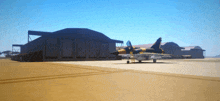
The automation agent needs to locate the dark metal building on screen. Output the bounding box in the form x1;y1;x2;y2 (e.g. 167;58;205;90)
12;28;123;61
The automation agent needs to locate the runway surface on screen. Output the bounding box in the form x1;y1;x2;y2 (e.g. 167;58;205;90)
54;58;220;78
0;58;220;101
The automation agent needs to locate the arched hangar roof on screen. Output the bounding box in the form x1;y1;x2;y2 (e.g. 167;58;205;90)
194;46;202;50
183;46;205;51
28;28;123;43
161;42;179;47
161;42;184;49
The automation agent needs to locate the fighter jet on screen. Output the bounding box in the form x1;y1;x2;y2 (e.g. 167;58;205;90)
111;37;169;63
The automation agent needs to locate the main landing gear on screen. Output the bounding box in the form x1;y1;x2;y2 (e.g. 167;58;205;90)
127;59;157;64
127;61;130;64
153;59;157;63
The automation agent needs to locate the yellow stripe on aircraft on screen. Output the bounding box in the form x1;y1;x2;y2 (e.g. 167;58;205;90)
118;49;126;54
118;49;125;52
140;48;146;51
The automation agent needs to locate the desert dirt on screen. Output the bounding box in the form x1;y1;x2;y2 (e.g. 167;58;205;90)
0;59;220;101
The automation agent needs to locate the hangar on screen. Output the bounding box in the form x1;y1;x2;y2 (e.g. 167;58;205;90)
132;42;205;59
12;28;123;61
160;42;205;58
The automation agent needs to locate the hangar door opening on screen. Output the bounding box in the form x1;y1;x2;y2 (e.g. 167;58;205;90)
46;38;59;58
76;39;86;58
61;38;74;58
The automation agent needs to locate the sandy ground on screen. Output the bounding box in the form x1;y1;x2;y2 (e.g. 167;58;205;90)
0;59;220;101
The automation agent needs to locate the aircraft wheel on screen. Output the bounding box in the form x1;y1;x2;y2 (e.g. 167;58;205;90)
139;60;141;63
127;61;129;64
153;59;156;63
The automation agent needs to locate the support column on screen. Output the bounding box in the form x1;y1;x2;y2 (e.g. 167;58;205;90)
75;39;77;59
97;42;101;59
72;38;76;59
86;40;89;59
57;38;62;60
28;34;29;43
43;39;46;61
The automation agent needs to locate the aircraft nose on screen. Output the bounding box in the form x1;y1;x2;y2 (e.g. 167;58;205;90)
111;51;119;55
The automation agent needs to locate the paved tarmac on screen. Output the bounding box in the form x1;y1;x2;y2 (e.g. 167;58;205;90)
54;58;220;78
0;59;220;101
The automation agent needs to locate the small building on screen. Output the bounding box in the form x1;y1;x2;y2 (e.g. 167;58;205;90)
180;46;205;58
12;28;123;61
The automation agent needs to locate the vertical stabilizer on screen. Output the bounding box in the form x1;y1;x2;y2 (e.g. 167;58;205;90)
126;40;133;50
125;40;134;54
151;37;162;49
126;40;132;47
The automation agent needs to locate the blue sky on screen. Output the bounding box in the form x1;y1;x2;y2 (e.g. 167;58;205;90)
0;0;219;56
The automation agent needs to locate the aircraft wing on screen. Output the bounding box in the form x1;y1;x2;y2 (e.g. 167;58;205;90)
119;54;131;57
140;52;171;55
119;53;171;57
139;53;172;59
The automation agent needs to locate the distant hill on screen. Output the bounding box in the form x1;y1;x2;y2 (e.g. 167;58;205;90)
205;56;214;58
214;55;220;58
205;55;220;58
